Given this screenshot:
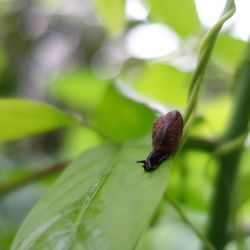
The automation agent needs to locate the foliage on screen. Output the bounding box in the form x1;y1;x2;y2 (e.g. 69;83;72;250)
0;0;249;249
0;99;76;142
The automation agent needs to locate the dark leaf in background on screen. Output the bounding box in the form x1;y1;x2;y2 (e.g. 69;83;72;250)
95;84;157;141
49;69;109;113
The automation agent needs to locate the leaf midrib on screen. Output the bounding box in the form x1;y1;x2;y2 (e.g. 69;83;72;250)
18;145;120;249
67;145;121;247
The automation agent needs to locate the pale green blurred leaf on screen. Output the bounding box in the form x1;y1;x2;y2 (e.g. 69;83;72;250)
137;223;200;250
0;99;76;142
146;0;200;37
93;0;126;33
168;150;216;211
214;33;246;71
189;96;231;137
133;63;190;107
136;201;205;250
60;125;104;158
49;69;109;112
95;84;156;141
12;139;170;250
0;1;11;13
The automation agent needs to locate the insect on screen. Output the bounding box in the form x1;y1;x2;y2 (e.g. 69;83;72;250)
137;110;184;172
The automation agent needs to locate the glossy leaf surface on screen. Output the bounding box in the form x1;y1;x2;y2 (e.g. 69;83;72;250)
12;138;170;250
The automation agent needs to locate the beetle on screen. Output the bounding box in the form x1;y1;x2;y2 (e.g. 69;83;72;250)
137;110;184;172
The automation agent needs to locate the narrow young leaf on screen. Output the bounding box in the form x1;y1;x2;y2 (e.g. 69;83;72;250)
184;0;236;123
12;138;170;250
0;99;76;142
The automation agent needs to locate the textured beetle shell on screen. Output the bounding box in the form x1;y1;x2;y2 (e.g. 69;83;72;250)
152;110;183;152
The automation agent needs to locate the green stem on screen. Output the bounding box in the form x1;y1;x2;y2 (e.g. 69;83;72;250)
166;194;215;250
214;132;248;156
207;46;250;249
184;137;218;152
0;136;217;197
0;160;69;196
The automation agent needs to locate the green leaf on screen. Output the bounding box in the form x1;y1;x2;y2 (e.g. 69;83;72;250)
136;201;207;250
201;96;231;135
48;69;109;112
0;99;76;142
146;0;200;37
12;139;170;250
184;0;236;123
133;63;190;107
188;96;231;137
213;33;246;71
93;0;126;33
59;125;104;158
95;84;156;141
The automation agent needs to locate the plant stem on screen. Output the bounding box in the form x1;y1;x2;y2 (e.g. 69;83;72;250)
0;160;70;196
0;135;216;197
184;137;218;152
166;193;215;250
207;46;250;249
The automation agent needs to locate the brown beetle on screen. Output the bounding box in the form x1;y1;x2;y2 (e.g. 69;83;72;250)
137;110;183;172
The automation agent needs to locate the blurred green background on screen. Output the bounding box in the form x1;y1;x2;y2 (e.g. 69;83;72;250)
0;0;249;249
